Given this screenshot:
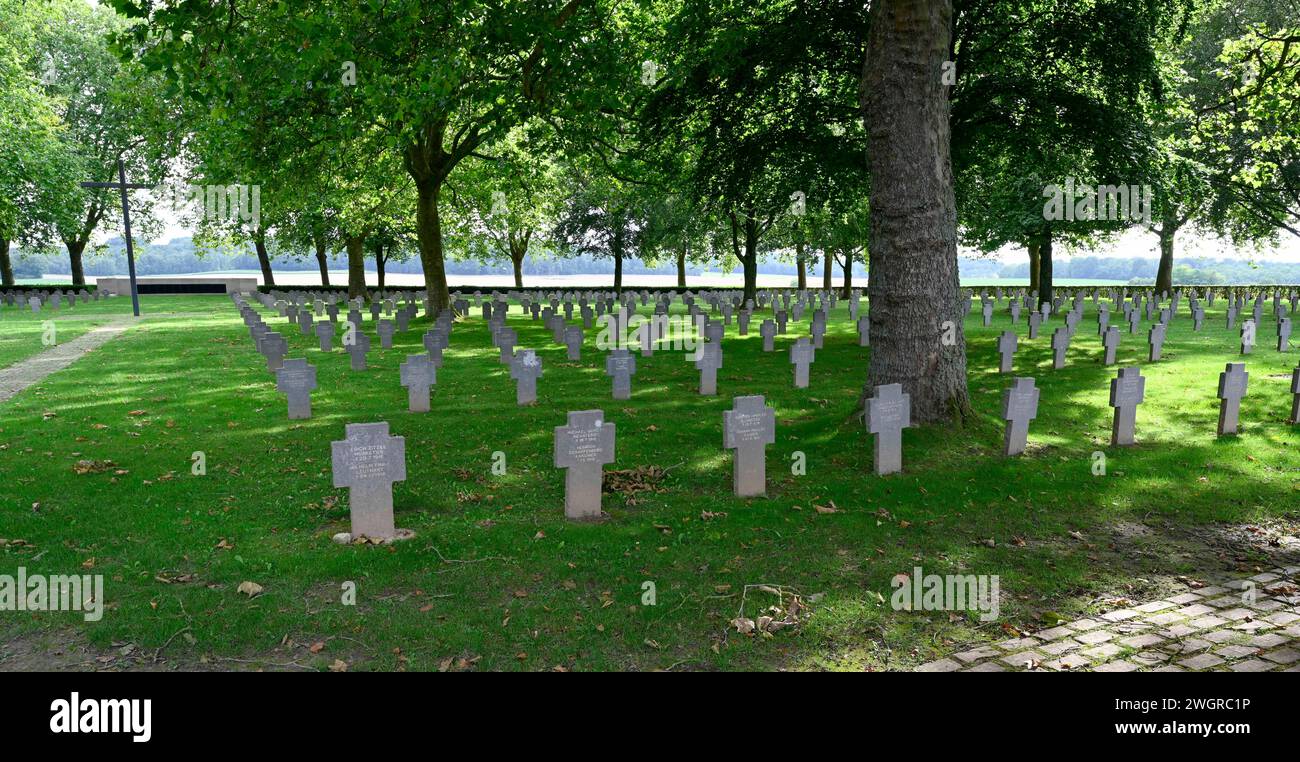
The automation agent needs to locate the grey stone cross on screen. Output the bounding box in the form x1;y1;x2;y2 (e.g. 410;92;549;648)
760;320;776;351
1108;367;1146;446
1241;319;1256;355
496;327;517;364
857;316;870;347
510;349;543;405
331;422;406;541
1050;327;1070;369
790;337;815;388
553;410;616;520
345;327;371;371
1278;317;1292;352
865;383;912;475
275;358;317;420
564;325;584;361
399;354;437;413
695;341;722;395
1102;326;1121;365
997;331;1017;374
1216;362;1249;436
1148;322;1166;362
314;321;335;352
605;348;636;400
377;319;396;349
258;332;288;372
1001;377;1039;456
723;395;776;497
1290;363;1300;424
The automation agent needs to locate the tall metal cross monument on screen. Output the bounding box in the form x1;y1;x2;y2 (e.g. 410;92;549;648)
80;159;150;316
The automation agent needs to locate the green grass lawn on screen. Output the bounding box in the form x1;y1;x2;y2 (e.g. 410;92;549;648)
0;292;1297;671
0;296;237;369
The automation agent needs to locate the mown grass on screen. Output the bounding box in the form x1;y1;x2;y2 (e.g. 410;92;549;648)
0;292;1297;671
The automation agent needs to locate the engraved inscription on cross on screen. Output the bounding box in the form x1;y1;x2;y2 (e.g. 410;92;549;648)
723;395;776;497
554;410;616;520
331;422;406;541
865;383;912;475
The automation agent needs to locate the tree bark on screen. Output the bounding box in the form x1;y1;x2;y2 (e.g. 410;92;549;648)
1027;242;1040;294
822;249;833;291
1037;231;1053;309
1155;220;1177;296
512;248;525;288
374;241;386;291
0;237;13;287
345;235;366;300
66;239;87;287
414;181;451;311
254;235;275;287
315;240;330;287
862;0;968;424
841;249;853;298
612;229;624;293
796;241;807;289
676;245;687;288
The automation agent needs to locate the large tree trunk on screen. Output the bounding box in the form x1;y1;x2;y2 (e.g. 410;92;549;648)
841;249;853;298
414;180;451;312
1027;241;1040;294
796;241;807;289
66;239;87;286
1036;231;1053;309
345;235;366;300
742;231;758;307
862;0;968;424
676;245;687;288
254;236;275;287
315;240;330;286
0;237;13;286
612;244;624;293
822;249;833;291
1155;221;1177;296
374;242;386;290
512;249;525;288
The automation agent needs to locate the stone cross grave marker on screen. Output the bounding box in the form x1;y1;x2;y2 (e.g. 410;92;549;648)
1028;311;1041;339
1148;322;1166;362
723;395;776;497
275;358;317;420
1290;364;1300;424
1051;327;1070;369
258;331;287;371
1216;362;1249;436
314;321;334;352
1278;317;1291;352
331;422;406;541
857;316;870;347
790;337;815;388
1103;326;1121;365
377;319;395;349
345;327;371;370
865;383;912;475
423;328;448;368
997;331;1017;373
1108;367;1146;446
1001;377;1040;456
399;354;437;413
760;320;776;351
695;341;722;395
553;410;615;520
1241;319;1256;355
605;348;636;400
496;327;517;364
564;326;584;360
510;349;543;404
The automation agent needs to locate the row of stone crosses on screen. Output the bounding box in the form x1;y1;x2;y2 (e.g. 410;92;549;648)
1;288;104;313
231;285;1300;543
235;285;869;420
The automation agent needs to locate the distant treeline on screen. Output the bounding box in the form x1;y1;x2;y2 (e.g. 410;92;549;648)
8;238;1300;284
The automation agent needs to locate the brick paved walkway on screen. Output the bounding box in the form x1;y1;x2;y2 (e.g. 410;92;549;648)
917;565;1300;672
